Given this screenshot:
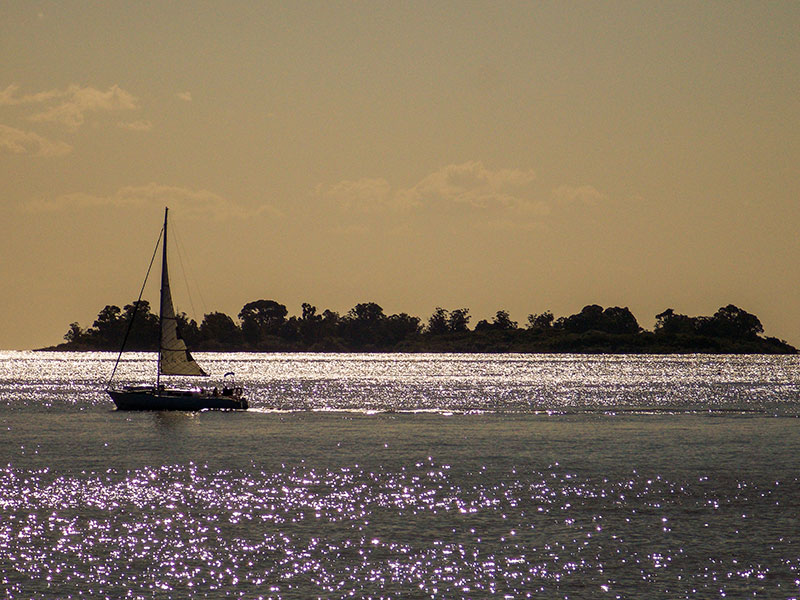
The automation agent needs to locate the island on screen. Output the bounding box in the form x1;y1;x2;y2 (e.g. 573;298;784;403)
47;301;796;354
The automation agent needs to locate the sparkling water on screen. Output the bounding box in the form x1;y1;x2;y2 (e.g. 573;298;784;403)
1;351;799;598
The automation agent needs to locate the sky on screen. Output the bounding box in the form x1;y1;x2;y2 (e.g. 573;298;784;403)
1;1;798;350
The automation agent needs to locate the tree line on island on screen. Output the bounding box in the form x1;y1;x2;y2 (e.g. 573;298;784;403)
54;300;796;354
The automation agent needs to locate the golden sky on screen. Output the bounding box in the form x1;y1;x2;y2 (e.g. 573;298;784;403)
1;2;798;349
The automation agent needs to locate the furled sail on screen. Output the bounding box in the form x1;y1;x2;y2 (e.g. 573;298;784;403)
158;209;207;377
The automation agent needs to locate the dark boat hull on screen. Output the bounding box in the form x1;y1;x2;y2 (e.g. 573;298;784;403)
108;388;248;411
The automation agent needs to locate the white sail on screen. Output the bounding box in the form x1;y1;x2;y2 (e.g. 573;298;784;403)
158;209;207;377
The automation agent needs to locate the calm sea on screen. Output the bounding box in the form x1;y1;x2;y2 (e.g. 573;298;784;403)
1;351;799;599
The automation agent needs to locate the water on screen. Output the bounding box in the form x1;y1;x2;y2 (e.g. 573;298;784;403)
1;352;800;599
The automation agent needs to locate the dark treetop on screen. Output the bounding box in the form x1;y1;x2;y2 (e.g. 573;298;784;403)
50;301;796;354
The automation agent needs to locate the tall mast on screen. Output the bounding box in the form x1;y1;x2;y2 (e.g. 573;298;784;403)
157;206;169;391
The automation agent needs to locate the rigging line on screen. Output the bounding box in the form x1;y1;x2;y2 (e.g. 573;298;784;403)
106;227;164;389
171;218;207;323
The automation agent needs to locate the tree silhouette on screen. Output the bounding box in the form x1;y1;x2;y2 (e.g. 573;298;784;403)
238;299;288;346
527;311;554;330
493;310;517;330
385;313;422;345
654;308;697;335
703;305;763;340
64;322;84;345
476;310;518;331
601;306;640;334
53;298;796;354
91;304;123;348
123;301;159;349
558;305;639;335
427;307;450;335
559;305;604;333
448;308;471;332
341;302;386;347
200;312;242;348
293;303;323;344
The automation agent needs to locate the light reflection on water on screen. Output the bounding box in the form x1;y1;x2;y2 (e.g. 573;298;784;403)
0;352;799;598
2;351;799;414
2;453;798;598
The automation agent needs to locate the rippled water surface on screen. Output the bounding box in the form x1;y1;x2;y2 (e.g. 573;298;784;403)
1;351;800;598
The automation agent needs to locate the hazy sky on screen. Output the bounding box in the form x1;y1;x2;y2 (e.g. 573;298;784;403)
1;1;798;349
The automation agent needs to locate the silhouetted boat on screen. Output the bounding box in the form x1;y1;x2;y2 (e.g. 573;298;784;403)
107;208;248;411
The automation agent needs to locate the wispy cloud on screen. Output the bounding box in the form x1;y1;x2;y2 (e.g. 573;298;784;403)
176;91;192;102
552;184;607;205
0;85;21;105
1;84;138;131
314;162;619;231
318;161;546;218
0;123;72;156
315;178;394;213
23;183;280;219
118;120;153;132
402;161;540;210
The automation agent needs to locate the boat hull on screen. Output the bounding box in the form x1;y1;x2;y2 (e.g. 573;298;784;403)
108;388;248;411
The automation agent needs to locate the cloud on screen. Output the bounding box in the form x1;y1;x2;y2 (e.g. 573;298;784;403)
118;120;153;132
0;124;72;156
317;164;618;232
315;178;393;212
1;84;138;131
404;161;539;210
318;161;547;219
177;91;192;102
0;84;21;105
552;184;607;205
483;218;545;232
23;183;279;219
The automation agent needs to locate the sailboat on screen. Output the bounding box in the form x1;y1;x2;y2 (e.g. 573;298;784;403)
107;208;248;411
